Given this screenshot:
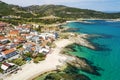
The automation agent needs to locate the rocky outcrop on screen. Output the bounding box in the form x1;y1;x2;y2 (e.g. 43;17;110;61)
69;34;96;50
44;72;90;80
66;56;102;76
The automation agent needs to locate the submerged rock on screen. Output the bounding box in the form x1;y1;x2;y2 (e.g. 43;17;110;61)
66;56;101;76
44;71;90;80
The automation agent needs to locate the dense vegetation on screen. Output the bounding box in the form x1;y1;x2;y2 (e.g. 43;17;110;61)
0;1;33;17
0;1;120;20
24;5;120;19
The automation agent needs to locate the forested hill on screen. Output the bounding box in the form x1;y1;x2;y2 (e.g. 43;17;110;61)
24;5;120;19
0;1;34;18
0;1;120;19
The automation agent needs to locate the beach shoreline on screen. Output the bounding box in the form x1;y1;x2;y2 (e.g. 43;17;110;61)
65;18;120;24
3;33;95;80
3;39;73;80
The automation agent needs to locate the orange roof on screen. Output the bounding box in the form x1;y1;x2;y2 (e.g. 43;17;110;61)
31;47;35;51
16;36;24;41
10;30;19;34
6;36;14;41
0;36;5;40
2;48;16;55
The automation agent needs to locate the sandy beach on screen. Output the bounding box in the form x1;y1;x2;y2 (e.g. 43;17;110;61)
4;39;73;80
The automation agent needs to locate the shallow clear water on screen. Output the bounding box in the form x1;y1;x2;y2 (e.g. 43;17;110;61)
65;20;120;80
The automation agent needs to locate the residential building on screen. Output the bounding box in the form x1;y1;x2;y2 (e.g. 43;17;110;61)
9;30;20;37
1;62;18;74
1;48;18;59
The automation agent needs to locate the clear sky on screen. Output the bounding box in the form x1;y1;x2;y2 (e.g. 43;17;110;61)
1;0;120;12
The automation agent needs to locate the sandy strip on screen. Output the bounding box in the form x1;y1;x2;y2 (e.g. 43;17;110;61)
4;39;73;80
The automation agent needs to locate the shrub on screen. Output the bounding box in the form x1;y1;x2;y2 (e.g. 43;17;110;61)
16;44;23;49
10;58;26;66
37;53;45;57
33;53;46;63
24;52;32;58
33;57;40;63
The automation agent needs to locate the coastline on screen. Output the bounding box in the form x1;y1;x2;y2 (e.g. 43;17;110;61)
3;39;73;80
66;18;120;24
3;33;96;80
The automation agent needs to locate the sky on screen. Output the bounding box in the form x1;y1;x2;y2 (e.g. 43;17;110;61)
1;0;120;12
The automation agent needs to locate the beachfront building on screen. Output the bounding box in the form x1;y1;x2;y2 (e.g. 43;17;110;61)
32;44;49;54
39;48;49;54
1;48;18;59
0;22;55;61
0;62;18;74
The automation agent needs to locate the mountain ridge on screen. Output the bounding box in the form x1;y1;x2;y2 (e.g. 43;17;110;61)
0;1;120;19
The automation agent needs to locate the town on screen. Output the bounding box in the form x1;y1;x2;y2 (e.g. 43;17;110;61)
0;21;58;76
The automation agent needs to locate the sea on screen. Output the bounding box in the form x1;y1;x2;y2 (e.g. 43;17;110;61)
65;20;120;80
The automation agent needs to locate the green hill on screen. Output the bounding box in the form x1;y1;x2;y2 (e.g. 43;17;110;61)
0;1;35;18
0;1;120;19
24;5;120;19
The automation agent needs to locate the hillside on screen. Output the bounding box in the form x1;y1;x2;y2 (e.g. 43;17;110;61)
0;1;120;19
0;1;35;18
24;5;120;19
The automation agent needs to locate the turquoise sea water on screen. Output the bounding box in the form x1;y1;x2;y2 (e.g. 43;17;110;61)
65;20;120;80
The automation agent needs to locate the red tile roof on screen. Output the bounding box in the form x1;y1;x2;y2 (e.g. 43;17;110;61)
10;30;19;35
2;48;16;55
0;36;5;40
31;47;35;51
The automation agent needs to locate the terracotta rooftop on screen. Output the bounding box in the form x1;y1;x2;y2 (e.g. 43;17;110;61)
10;30;19;34
31;47;35;51
6;36;14;41
0;36;5;40
16;36;25;41
2;48;16;55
